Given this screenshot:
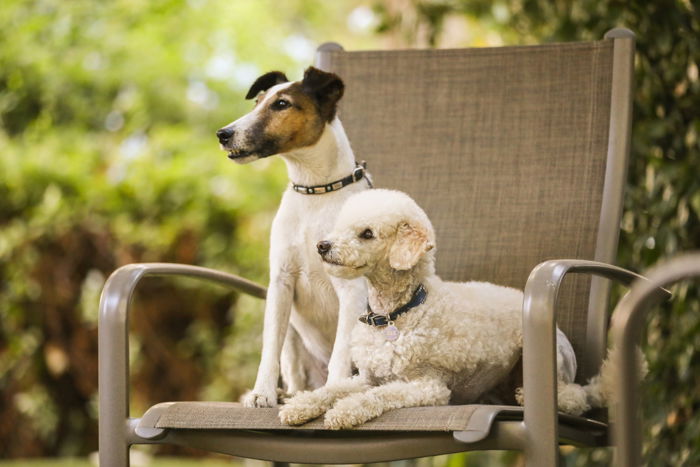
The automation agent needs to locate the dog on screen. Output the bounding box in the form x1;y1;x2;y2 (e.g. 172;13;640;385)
279;189;592;429
217;67;371;407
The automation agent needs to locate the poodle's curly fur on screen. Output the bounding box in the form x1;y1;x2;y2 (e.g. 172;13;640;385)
279;189;593;430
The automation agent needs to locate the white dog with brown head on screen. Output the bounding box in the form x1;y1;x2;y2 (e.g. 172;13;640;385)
217;67;372;407
279;189;590;429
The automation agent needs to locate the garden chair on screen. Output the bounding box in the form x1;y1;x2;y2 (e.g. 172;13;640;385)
99;28;656;466
611;252;700;467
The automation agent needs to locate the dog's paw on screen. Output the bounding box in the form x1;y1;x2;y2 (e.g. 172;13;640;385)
278;402;320;425
277;387;295;403
241;390;278;408
278;391;328;425
323;396;372;430
557;383;590;416
323;407;360;430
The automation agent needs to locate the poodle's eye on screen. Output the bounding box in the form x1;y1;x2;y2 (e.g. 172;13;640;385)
359;228;374;240
271;99;291;110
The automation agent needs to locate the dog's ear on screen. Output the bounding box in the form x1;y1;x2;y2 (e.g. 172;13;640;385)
245;71;289;100
301;66;344;122
389;221;435;271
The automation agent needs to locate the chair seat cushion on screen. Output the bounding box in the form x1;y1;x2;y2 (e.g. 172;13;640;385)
143;402;486;431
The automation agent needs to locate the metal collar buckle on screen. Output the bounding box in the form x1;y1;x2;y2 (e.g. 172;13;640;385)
353;165;364;182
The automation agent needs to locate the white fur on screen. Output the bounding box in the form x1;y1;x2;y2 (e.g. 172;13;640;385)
280;189;591;428
239;117;370;407
583;345;648;413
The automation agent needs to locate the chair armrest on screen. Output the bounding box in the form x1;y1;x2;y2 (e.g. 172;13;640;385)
98;263;266;462
520;259;670;464
610;253;700;467
101;262;267;304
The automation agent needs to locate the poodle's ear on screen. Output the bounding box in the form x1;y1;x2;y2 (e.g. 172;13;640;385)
389;221;434;271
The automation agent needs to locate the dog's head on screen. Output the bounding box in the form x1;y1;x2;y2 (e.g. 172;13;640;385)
318;189;436;280
216;67;344;164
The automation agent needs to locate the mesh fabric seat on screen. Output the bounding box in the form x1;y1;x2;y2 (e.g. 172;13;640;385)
99;29;643;466
319;38;617;382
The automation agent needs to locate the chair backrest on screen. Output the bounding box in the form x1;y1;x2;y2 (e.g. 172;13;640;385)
316;30;634;382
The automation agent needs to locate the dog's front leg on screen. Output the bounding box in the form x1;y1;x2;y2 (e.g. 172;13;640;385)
326;276;367;383
279;376;369;425
242;271;295;408
280;325;307;395
324;377;451;430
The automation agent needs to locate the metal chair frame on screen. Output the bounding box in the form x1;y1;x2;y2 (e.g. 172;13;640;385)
611;253;700;467
98;29;659;467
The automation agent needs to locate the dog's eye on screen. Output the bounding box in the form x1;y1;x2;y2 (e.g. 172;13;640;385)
271;99;291;110
359;228;374;240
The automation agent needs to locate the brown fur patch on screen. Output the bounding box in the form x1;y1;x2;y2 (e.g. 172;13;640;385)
255;82;326;153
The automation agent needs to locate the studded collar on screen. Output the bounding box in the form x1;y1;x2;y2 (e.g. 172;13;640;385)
292;161;372;195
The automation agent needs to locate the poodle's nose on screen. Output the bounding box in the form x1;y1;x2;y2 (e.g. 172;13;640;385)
317;240;332;256
216;127;234;145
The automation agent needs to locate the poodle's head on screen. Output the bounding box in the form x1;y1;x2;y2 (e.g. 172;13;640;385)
317;189;436;280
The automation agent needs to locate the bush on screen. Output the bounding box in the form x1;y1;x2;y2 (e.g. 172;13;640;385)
0;0;369;457
373;0;700;464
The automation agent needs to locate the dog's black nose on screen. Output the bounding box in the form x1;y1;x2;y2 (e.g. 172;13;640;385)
317;241;332;255
216;127;234;145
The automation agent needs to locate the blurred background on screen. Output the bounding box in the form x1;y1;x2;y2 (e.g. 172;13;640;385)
0;0;698;465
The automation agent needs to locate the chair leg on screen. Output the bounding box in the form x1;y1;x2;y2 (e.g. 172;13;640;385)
99;436;129;467
99;268;140;467
98;409;129;467
524;442;559;467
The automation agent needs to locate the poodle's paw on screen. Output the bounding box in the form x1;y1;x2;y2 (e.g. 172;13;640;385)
583;375;605;408
557;383;591;416
323;395;375;430
323;406;363;430
278;402;320;425
515;384;591;416
278;391;328;425
241;389;278;408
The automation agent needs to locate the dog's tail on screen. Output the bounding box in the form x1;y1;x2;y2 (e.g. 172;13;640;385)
515;346;648;416
583;346;649;410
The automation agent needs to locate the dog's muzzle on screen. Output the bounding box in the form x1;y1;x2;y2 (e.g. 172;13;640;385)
217;126;254;160
216;127;234;146
317;241;346;267
317;240;332;256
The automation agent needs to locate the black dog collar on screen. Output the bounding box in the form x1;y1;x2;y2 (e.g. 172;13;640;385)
360;284;428;327
292;161;372;195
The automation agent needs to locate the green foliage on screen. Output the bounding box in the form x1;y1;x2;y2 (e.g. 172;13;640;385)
373;0;700;465
3;0;697;462
0;0;380;458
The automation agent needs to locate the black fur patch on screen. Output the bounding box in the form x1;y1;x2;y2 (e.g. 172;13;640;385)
246;116;281;158
301;67;344;122
245;71;289;100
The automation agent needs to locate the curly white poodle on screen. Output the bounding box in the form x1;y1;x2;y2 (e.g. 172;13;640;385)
279;189;592;430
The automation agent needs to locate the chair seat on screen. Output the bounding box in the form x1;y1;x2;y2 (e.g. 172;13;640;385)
133;402;608;463
143;402;491;432
138;401;607;439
